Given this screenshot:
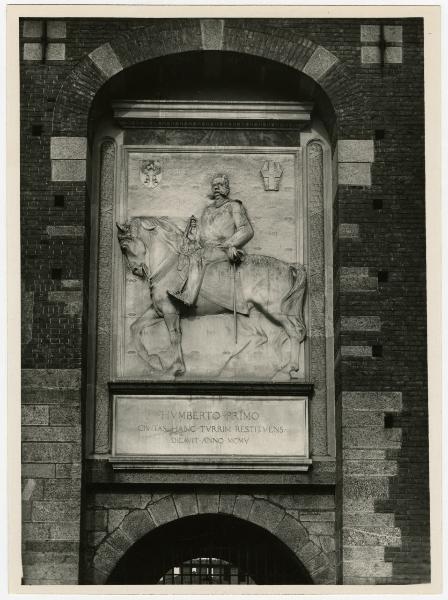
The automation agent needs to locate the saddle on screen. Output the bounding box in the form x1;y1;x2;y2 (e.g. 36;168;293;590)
199;259;249;315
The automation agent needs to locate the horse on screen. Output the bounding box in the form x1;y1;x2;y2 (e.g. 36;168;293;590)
116;216;307;378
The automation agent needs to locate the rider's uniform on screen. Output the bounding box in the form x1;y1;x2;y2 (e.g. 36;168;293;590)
170;197;254;306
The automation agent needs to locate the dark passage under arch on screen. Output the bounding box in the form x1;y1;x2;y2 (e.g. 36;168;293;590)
107;513;313;585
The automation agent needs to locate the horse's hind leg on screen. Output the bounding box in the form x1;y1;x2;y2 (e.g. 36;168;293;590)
275;314;301;376
239;309;268;348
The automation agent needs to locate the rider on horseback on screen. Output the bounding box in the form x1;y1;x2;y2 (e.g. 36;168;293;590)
167;174;254;306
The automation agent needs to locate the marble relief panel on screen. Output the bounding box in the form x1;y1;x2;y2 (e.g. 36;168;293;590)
115;148;308;381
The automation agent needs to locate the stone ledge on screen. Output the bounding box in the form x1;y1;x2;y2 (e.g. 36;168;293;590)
342;391;402;412
46;225;85;238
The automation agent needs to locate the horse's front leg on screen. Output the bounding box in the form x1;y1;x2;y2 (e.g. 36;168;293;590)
162;312;186;377
130;307;163;370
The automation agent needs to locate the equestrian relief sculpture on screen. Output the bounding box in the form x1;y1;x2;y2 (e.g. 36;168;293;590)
117;173;307;380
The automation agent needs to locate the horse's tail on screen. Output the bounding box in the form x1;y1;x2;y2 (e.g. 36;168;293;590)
280;264;307;341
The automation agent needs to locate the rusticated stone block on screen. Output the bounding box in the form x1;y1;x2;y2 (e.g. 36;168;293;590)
343;460;398;476
22;442;79;463
302;521;334;536
341;345;372;358
299;511;335;522
342;410;385;427
47;20;66;38
121;509;155;541
23;43;42;61
147;495;177;526
50;406;80;426
360;24;380;42
338;140;374;163
50;137;87;160
274;513;309;553
343;475;389;499
22;463;55;478
173;493;198;518
22;523;51;541
23;562;79;582
338;223;360;240
344;546;385;561
107;527;133;554
342;391;402;412
343;526;401;547
89;43;123;79
85;509;107;532
344;560;393;578
46;225;85;238
32;500;80;523
248;499;285;532
107;509;129;532
93;541;121;574
50;522;79;541
218;493;236;514
339;162;371;186
23;20;43;37
344;513;395;527
22;405;49;426
51;160;86;182
339;267;377;292
303;46;338;81
312;565;337;584
341;316;381;332
44;479;81;499
197;493;219;514
22;425;81;442
22;369;81;390
232;495;254;520
46;43;65;60
55;463;81;478
200;19;224;50
343;427;401;450
47;291;82;317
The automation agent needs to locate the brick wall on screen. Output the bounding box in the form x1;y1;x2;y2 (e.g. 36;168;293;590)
20;17;428;585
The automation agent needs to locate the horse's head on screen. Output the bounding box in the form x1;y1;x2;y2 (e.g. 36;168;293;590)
116;220;151;278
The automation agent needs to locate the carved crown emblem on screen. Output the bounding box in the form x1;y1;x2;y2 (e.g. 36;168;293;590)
140;160;162;189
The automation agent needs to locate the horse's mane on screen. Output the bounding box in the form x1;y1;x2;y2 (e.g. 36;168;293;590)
131;216;185;254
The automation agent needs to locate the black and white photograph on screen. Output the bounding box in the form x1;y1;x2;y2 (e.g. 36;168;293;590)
7;4;442;592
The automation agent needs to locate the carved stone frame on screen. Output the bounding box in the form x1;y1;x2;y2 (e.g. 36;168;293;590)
86;123;335;472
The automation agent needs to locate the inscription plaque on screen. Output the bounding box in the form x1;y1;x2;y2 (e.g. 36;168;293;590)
111;395;311;471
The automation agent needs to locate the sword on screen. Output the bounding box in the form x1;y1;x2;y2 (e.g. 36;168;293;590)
232;262;237;344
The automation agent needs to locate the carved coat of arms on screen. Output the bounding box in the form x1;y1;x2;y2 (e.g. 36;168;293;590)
140;160;162;188
260;160;283;191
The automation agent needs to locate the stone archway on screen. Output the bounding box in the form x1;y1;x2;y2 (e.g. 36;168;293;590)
88;493;334;585
51;19;360;138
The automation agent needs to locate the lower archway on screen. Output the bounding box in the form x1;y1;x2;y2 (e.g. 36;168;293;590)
107;513;313;585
